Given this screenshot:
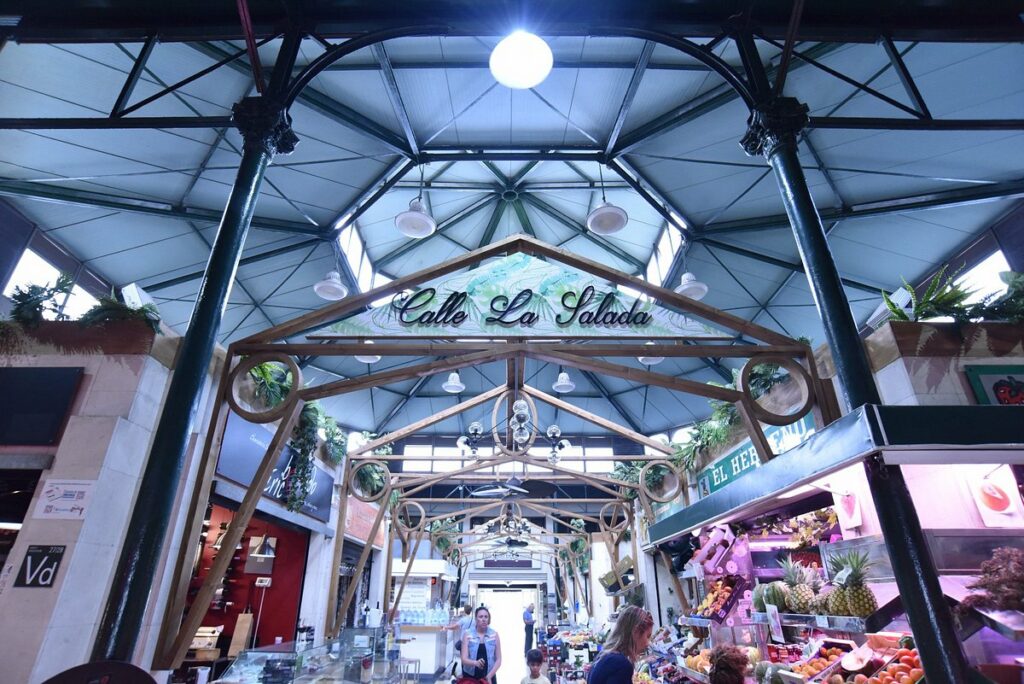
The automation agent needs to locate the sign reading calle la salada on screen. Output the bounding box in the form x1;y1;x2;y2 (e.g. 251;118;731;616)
320;254;724;339
393;285;653;329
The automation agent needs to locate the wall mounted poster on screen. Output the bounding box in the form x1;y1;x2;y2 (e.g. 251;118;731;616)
33;479;95;520
964;364;1024;405
965;465;1024;528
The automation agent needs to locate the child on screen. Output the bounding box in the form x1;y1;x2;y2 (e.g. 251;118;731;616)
521;649;551;684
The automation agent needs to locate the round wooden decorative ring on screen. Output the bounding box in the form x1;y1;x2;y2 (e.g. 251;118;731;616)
490;390;539;457
738;354;814;427
639;459;683;504
599;501;631;535
394;500;426;535
226;353;302;424
350;459;391;503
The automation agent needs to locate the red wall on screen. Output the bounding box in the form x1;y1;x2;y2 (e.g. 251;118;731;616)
196;504;309;648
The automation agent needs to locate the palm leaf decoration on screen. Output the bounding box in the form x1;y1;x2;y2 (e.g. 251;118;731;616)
9;273;74;327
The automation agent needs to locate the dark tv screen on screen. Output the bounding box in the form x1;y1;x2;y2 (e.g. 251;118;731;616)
0;367;83;445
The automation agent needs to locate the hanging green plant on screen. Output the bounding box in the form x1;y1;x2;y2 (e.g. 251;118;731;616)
568;518;590;573
7;273;74;327
78;293;161;333
427;517;460;560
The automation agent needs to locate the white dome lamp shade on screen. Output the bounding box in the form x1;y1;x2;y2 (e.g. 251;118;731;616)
586;165;627;235
313;271;348;301
442;371;466;394
552;371;575;393
675;272;709;300
354;340;381;364
489;30;553;89
395;198;436;238
637;341;665;366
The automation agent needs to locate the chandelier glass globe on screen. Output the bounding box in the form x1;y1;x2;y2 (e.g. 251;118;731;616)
489;31;553;89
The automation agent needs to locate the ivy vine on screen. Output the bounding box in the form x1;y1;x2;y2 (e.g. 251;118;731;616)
247;361;347;512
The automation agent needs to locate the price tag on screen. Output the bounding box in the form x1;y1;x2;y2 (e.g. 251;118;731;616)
766;604;784;643
815;615;829;629
833;567;852;585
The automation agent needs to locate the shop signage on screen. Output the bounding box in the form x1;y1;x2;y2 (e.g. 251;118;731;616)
15;545;65;588
319;254;725;339
394;285;652;329
32;479;95;520
217;413;334;522
346;497;386;548
696;414;816;499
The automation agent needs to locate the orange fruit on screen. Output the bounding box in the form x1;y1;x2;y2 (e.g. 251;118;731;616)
910;669;924;681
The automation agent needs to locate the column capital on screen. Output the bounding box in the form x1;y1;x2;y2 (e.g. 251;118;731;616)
740;97;809;158
232;96;300;155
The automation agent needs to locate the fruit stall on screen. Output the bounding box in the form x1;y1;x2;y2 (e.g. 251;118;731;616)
643;403;1024;684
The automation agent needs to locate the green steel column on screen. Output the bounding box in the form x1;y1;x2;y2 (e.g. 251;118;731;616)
91;39;301;660
737;32;970;681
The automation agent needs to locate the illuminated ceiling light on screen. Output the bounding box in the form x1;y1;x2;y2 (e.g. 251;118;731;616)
395;166;436;238
395;198;436;238
489;30;553;89
552;371;575;393
354;340;381;364
637;341;665;366
586;165;628;235
442;371;466;394
675;272;709;300
313;271;348;301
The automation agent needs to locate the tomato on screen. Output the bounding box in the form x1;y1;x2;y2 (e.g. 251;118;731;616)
895;650;913;659
900;657;916;667
900;677;913;684
910;669;924;681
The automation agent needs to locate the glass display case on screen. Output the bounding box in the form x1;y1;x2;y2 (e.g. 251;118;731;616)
215;628;400;684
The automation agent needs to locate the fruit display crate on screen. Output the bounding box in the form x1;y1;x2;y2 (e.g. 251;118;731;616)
677;616;714;628
677;666;710;684
688;576;749;624
750;593;902;634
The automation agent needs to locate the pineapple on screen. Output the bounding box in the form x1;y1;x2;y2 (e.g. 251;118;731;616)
843;551;878;617
826;553;850;616
810;591;829;615
780;556;815;614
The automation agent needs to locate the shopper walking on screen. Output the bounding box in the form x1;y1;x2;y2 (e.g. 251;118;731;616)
462;606;503;684
523;602;536;654
445;605;475;677
586;606;653;684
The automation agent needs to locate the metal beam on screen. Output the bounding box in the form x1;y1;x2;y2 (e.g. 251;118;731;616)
612;42;844;156
110;36;158;117
521;194;646;271
605;41;654;157
880;35;931;119
375;194;497;267
580;370;643;433
376;375;432;433
0;179;325;236
510;198;537;238
327;158;416;237
419;151;604;163
0;116;232;129
700;177;1024;235
808;116;1024;131
144;238;322;292
695;237;886;294
372;43;419;157
606;158;694;237
313;59;711;72
188;41;412;156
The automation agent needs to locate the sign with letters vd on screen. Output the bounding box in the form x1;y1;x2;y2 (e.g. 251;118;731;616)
15;545;65;588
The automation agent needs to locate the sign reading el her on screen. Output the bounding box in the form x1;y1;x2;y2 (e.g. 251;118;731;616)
393;285;652;328
696;414;816;498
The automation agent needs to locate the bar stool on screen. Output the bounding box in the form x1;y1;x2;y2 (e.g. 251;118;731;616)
398;657;421;684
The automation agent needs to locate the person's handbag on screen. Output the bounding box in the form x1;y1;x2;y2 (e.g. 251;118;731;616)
456;677;489;684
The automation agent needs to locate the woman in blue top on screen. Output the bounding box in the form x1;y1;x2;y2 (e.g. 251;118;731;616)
587;606;653;684
462;606;503;684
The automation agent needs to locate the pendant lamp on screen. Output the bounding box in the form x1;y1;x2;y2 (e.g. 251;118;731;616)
354;340;381;364
442;371;466;393
637;341;664;366
251;535;276;558
675;272;709;300
395;167;436;238
586;165;628;235
314;271;348;301
552;371;575;393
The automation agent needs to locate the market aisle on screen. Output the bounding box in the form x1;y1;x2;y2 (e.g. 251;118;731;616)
478;589;529;684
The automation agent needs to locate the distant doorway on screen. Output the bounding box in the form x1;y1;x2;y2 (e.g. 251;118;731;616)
477;585;540;684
